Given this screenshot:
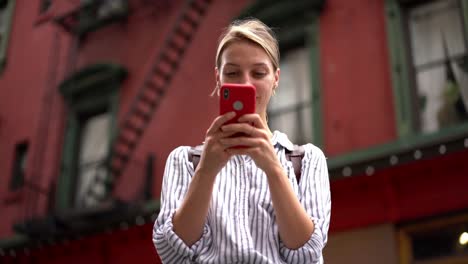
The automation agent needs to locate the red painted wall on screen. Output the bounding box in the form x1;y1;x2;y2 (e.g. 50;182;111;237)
0;1;72;237
320;0;397;156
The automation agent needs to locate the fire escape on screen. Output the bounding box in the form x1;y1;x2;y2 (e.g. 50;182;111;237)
14;0;213;241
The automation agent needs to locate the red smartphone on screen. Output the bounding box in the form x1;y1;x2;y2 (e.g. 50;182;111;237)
219;83;256;124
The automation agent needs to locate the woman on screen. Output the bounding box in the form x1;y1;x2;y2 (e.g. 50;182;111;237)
153;18;331;264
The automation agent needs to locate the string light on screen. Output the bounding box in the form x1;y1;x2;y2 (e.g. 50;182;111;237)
342;166;352;177
459;232;468;246
439;144;446;154
366;166;375;176
414;150;422;160
331;137;468;179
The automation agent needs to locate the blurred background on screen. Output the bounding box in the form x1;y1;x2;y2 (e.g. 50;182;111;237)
0;0;467;263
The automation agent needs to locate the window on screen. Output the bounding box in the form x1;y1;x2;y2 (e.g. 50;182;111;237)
75;112;110;208
406;0;468;133
268;48;313;145
57;63;127;211
60;104;114;211
0;0;15;73
399;214;468;264
9;141;28;191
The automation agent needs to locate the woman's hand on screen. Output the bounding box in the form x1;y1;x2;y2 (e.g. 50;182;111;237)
219;113;281;175
197;112;238;177
170;111;237;247
221;114;317;250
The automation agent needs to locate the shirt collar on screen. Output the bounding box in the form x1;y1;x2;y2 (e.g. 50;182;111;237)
271;130;295;151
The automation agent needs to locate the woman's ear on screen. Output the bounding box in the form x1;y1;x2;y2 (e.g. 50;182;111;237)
215;67;220;84
274;68;280;88
211;67;221;96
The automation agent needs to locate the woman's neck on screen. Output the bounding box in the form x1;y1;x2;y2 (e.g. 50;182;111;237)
259;112;273;138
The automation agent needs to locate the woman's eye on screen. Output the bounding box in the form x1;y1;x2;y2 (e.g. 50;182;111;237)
254;72;266;77
224;72;238;77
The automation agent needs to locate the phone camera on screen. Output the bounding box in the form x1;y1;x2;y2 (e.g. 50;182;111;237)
223;88;229;99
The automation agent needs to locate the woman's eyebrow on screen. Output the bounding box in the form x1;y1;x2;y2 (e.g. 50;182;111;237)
224;62;268;66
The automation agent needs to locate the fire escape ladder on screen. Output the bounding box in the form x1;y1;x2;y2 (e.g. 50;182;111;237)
109;0;213;180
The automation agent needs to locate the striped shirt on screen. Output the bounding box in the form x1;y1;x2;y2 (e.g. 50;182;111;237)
153;131;331;264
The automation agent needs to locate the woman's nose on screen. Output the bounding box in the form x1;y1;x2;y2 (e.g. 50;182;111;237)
239;72;252;85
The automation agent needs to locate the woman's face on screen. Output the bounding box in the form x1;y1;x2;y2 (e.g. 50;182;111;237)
216;41;279;118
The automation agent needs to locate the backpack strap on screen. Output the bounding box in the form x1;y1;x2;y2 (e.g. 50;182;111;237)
286;145;305;183
188;144;305;182
188;145;204;171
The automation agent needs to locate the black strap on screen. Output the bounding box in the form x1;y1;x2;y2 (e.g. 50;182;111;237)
188;145;305;182
286;145;305;183
188;145;204;171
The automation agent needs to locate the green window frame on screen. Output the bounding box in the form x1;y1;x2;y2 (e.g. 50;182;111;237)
328;0;468;178
9;141;28;191
56;63;126;211
238;0;325;147
0;0;15;74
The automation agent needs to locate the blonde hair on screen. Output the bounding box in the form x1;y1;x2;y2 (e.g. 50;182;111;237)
213;18;279;95
216;18;279;70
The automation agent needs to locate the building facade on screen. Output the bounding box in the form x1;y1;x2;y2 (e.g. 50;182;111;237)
0;0;467;263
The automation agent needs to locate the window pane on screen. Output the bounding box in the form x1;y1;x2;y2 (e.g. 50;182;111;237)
300;106;313;144
76;164;108;207
270;111;297;142
268;47;313;144
270;48;311;110
416;62;468;133
409;0;465;67
76;113;110;207
79;113;110;165
269;105;312;145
